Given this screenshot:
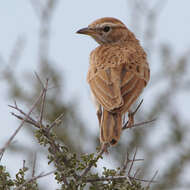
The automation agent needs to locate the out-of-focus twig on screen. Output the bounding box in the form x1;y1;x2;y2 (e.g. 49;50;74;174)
146;170;158;190
32;153;37;177
120;151;144;175
47;112;64;132
128;148;138;176
120;152;130;174
85;175;157;183
39;78;49;125
122;118;156;130
0;90;44;158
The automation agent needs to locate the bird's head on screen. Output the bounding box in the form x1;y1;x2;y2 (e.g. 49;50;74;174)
77;17;136;45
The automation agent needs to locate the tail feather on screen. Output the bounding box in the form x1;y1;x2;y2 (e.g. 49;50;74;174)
100;109;122;145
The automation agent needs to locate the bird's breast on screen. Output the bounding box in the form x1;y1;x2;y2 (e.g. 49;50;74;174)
87;44;149;84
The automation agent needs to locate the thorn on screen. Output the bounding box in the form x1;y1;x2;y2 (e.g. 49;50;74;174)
133;99;143;115
128;147;138;176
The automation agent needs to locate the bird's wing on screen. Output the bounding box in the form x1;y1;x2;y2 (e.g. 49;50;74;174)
87;45;150;112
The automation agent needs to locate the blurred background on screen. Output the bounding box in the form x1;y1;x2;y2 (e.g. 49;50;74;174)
0;0;190;189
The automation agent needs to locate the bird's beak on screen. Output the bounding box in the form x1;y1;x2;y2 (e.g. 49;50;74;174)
76;27;96;36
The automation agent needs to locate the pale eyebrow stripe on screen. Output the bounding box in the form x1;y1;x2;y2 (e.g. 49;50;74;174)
98;22;125;28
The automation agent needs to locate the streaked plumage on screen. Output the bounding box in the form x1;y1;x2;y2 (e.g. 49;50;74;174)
77;17;150;146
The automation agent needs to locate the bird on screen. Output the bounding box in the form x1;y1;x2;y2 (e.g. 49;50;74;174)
77;17;150;146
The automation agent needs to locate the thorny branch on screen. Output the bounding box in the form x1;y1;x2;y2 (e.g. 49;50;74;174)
0;89;44;159
47;112;64;133
83;148;157;184
9;78;157;188
123;118;156;130
81;145;106;178
10;97;156;182
9;76;75;173
39;78;49;125
128;148;138;176
120;152;130;174
119;151;144;175
124;100;144;129
146;170;158;190
122;99;156;130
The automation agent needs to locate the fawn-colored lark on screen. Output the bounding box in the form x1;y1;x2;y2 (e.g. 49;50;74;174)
77;17;150;146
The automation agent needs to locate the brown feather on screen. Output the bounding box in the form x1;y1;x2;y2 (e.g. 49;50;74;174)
78;17;150;145
88;44;149;144
100;109;122;145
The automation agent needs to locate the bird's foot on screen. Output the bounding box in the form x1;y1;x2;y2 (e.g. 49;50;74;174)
123;99;144;129
97;109;102;127
100;143;110;154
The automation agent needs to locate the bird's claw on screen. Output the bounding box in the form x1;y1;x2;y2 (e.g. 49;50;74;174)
126;99;143;129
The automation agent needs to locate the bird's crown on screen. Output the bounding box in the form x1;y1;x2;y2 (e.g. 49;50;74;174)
88;17;126;29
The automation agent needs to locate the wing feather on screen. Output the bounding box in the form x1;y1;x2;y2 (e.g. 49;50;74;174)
121;75;138;96
120;79;144;113
88;45;149;113
89;67;123;111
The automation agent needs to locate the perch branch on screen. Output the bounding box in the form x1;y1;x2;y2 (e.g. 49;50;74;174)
80;144;108;178
122;118;156;130
85;175;157;183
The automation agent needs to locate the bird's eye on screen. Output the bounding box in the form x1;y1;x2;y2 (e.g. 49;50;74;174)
103;26;110;32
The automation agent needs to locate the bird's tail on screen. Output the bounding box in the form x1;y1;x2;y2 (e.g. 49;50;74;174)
100;109;122;145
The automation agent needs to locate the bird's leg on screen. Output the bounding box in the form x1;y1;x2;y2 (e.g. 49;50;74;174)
91;91;102;127
125;100;143;129
100;143;109;154
126;111;135;129
97;107;102;127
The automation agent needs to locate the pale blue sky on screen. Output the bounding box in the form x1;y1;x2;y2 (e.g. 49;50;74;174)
0;0;190;189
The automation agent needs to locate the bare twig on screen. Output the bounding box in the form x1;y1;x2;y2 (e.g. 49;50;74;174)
128;148;138;176
120;152;130;174
130;175;157;183
9;104;40;127
146;170;158;190
122;118;156;130
124;100;144;129
133;99;144;115
134;168;141;178
39;78;49;125
0;90;44;157
10;98;71;170
11;112;40;129
34;72;44;89
120;152;144;175
15;170;55;190
13;99;18;108
32;153;37;177
47;112;64;133
85;175;157;183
